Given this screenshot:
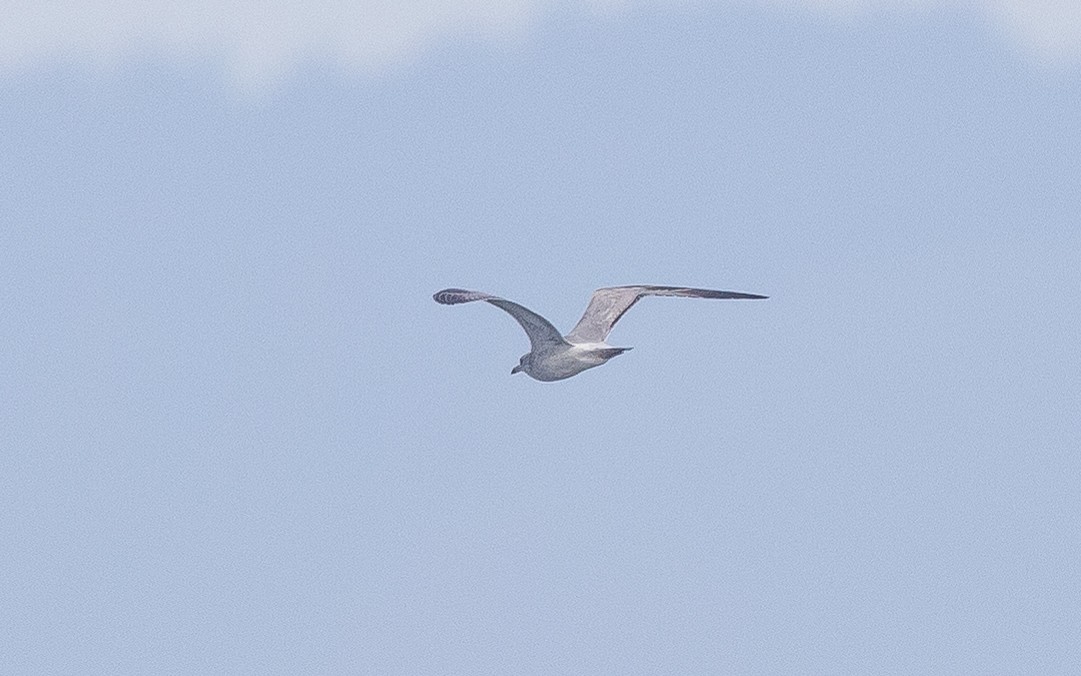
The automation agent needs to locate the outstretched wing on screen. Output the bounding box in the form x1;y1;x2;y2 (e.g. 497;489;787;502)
565;285;768;343
433;288;568;351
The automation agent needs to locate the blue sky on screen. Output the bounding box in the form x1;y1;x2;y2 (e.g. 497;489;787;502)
3;2;1080;673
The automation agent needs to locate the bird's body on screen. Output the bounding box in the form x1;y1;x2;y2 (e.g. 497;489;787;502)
434;285;767;381
514;341;632;381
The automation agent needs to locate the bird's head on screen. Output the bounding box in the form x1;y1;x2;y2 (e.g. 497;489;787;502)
511;353;531;375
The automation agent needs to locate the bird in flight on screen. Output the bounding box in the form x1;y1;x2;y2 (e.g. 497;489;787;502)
433;285;767;381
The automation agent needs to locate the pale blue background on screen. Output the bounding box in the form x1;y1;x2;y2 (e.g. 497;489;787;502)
3;4;1080;674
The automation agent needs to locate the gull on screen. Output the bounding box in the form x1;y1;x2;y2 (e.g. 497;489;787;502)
433;285;767;381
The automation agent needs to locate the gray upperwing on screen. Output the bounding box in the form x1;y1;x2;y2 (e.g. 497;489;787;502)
433;288;567;351
565;285;768;343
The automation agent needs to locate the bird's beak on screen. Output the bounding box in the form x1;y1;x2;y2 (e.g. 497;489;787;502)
511;365;522;374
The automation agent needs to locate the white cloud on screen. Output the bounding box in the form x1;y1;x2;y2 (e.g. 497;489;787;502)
1;1;1078;90
0;1;565;90
775;1;1081;63
988;0;1081;62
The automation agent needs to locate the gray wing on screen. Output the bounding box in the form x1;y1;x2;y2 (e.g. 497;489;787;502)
433;288;568;351
565;285;768;343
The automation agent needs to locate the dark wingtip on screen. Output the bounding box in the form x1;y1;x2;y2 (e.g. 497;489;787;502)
434;288;487;305
731;291;768;300
723;291;768;300
433;288;462;304
690;288;768;300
